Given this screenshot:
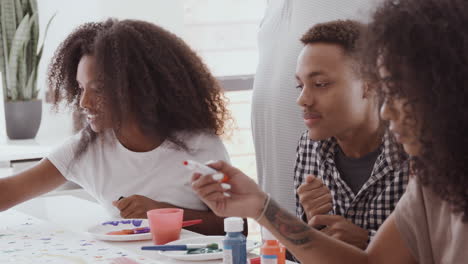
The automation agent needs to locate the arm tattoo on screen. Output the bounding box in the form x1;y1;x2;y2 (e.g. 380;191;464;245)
264;198;312;245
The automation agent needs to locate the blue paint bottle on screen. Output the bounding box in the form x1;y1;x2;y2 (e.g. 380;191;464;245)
223;217;247;264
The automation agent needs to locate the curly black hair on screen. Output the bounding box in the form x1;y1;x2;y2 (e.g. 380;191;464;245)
47;19;230;158
301;20;366;63
301;19;365;51
362;0;468;221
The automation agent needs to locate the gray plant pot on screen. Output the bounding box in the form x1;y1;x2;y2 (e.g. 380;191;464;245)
5;100;42;139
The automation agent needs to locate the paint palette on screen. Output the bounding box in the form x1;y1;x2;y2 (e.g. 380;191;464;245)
158;236;261;261
87;219;152;241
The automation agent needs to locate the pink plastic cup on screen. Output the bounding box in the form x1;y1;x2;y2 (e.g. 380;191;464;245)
147;208;184;245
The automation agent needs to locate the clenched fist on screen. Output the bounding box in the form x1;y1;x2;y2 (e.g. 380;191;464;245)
297;175;333;221
112;195;170;219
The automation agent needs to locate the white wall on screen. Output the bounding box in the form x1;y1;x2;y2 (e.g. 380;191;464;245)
182;0;266;76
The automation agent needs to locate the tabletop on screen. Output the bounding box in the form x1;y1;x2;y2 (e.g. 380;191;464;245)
2;194;298;264
1;194;229;264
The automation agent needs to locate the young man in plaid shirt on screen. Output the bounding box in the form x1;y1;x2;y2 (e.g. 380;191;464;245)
293;20;409;249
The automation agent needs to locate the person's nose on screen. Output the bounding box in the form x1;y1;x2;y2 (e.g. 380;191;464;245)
380;99;397;122
79;88;93;111
296;86;315;108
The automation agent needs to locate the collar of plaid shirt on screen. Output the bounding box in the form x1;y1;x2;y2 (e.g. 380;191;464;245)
294;129;409;239
318;130;407;192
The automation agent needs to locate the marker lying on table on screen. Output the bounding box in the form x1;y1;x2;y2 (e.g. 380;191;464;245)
141;243;218;251
107;227;150;235
106;219;204;235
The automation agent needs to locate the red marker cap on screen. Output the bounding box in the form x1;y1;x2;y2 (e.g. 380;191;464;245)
249;257;260;264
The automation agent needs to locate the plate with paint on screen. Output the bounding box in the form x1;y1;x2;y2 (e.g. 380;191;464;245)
157;236;261;261
87;219;152;241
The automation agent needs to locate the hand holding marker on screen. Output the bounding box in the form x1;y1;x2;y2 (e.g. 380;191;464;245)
183;160;231;197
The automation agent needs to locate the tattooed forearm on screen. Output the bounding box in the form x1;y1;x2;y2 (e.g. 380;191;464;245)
264;198;312;245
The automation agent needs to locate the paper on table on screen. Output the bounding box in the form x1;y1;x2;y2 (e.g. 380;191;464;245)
0;210;162;264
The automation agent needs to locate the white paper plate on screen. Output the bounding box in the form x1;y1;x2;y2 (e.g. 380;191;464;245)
87;219;152;241
158;236;261;261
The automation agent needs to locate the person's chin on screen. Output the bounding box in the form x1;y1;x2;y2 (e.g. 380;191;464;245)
307;129;331;141
402;142;421;156
89;124;103;133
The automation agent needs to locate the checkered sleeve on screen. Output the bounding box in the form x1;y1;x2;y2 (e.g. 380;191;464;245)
294;131;308;220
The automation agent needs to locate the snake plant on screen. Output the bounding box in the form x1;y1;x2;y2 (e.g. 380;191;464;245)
0;0;54;101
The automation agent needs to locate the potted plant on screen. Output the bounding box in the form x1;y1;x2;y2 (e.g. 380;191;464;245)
0;0;53;139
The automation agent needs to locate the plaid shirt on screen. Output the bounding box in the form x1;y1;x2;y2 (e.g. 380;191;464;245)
294;130;409;240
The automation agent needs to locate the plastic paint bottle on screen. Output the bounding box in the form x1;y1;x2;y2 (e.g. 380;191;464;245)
278;243;286;264
223;217;247;264
261;228;285;264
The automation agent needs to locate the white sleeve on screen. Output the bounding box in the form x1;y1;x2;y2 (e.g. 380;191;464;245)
186;132;231;164
210;135;231;164
47;132;82;182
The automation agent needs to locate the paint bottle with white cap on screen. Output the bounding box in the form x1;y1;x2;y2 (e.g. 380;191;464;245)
223;217;247;264
261;227;285;264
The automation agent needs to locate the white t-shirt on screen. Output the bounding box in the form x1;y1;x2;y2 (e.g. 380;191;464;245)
48;130;230;217
252;0;377;213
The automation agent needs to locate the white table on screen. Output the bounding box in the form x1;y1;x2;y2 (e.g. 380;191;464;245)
2;194;298;264
2;194;222;264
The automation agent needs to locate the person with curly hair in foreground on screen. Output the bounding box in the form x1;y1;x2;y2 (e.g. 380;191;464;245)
0;19;232;235
192;0;468;261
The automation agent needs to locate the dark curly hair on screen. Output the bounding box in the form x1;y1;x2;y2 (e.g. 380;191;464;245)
362;0;468;221
301;20;366;61
47;19;230;158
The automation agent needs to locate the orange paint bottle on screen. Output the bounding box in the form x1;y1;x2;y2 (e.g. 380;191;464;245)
278;243;286;264
260;228;285;264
